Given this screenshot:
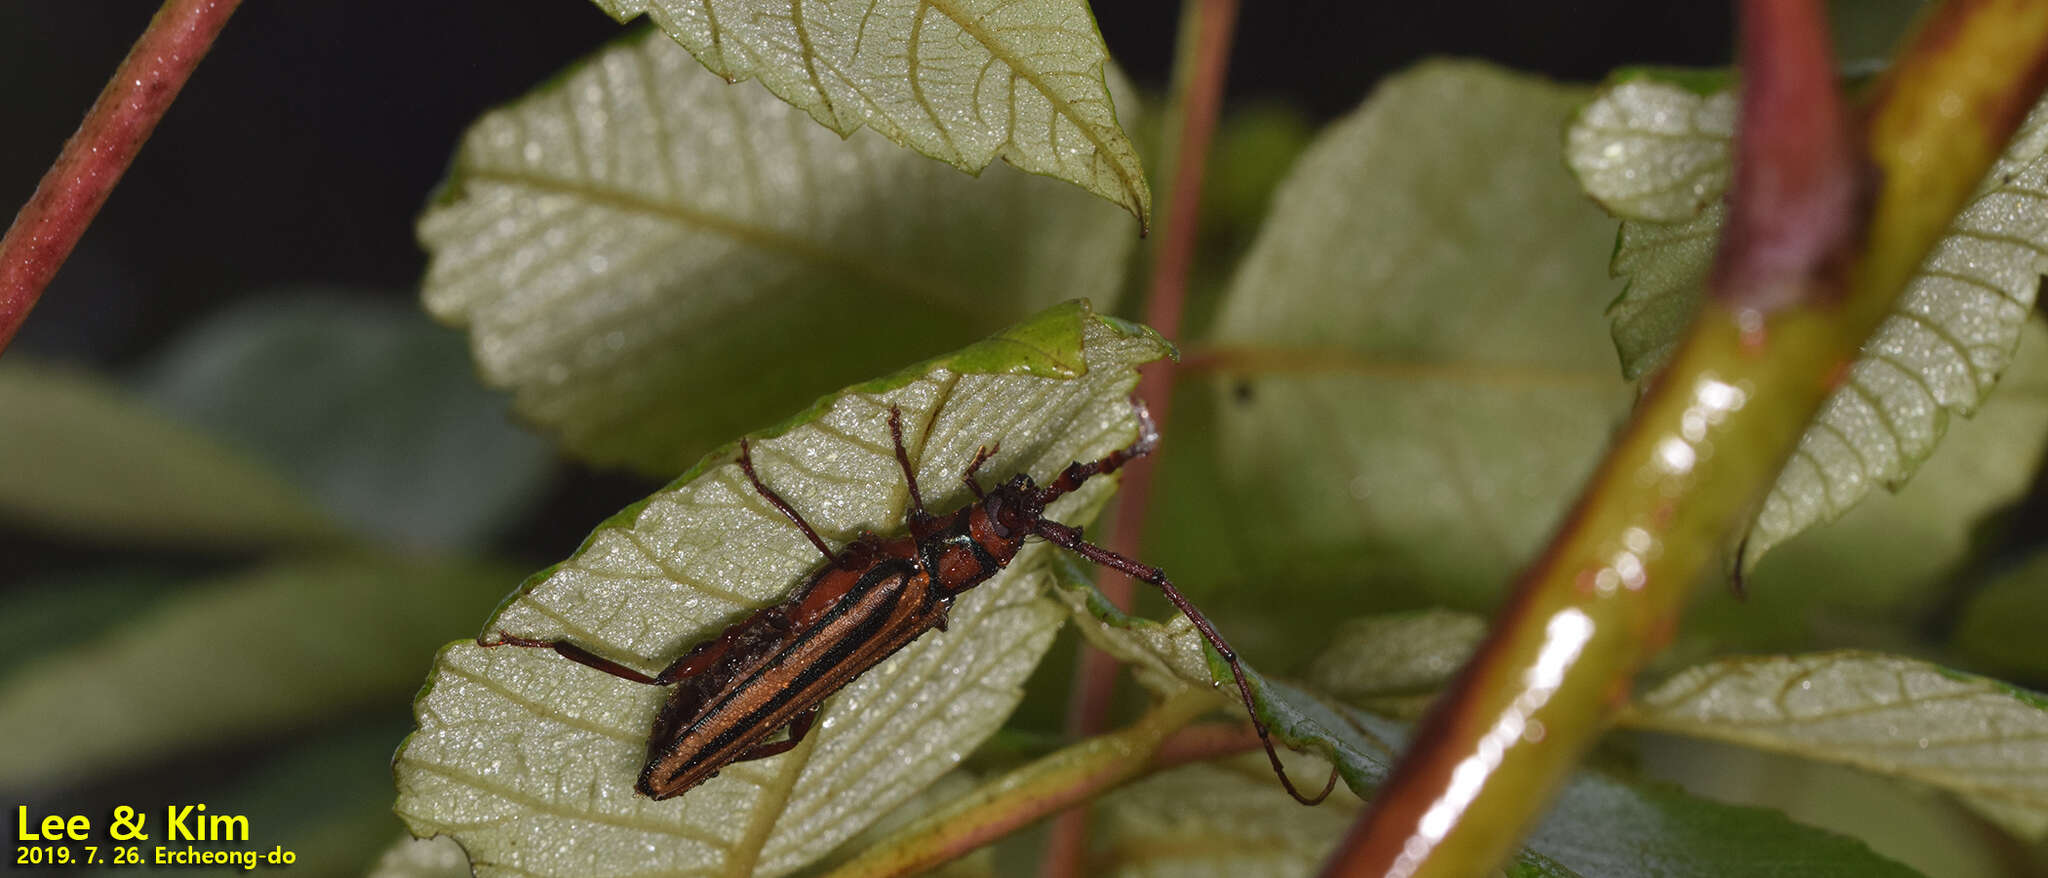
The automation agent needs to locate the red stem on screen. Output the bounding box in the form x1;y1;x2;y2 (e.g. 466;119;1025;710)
1046;0;1240;874
1321;0;1863;874
0;0;242;354
1148;719;1265;767
1110;0;1238;561
1710;0;1857;313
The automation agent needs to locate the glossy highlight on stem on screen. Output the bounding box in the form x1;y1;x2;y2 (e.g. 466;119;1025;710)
1331;309;1831;878
1322;1;2048;874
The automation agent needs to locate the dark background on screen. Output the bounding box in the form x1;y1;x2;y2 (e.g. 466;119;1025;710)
0;1;1731;363
0;0;1733;565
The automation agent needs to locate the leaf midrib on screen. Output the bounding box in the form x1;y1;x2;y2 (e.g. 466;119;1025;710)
459;167;982;328
919;0;1142;214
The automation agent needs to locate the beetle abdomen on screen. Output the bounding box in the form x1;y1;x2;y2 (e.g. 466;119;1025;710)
639;551;940;798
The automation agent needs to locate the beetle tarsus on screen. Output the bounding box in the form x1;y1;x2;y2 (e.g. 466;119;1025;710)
487;632;669;686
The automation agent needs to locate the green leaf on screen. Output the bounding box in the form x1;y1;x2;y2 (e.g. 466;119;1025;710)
137;293;555;551
393;306;1171;878
1677;322;2048;653
1053;585;1919;876
594;0;1149;224
1955;548;2048;680
1603;204;1722;381
1095;756;1363;878
1097;757;1925;878
0;570;178;671
421;30;1139;474
1301;610;1486;701
1565;79;1736;222
170;718;417;878
1568;78;2048;575
1185;60;1632;612
1522;766;1920;878
1625;652;2048;843
1044;550;1395;800
0;360;338;547
1202;102;1316;240
814;771;999;877
1638;733;2037;870
62;720;410;878
367;838;472;878
0;555;516;790
1178;104;1319;345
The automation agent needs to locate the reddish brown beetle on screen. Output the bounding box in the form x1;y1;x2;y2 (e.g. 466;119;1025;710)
486;401;1334;803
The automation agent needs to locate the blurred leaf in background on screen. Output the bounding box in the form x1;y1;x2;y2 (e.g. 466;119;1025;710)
0;294;549;876
1147;62;1632;670
136;292;556;551
0;362;341;548
417;31;1139;476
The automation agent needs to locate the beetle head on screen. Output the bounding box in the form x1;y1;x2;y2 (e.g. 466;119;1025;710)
980;473;1046;547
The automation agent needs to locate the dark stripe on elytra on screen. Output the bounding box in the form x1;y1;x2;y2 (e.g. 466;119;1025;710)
666;559;920;780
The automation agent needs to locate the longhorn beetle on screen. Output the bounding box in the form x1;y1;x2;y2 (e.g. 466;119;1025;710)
484;400;1336;804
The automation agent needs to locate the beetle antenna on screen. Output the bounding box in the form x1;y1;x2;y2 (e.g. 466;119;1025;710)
1034;519;1336;805
887;407;932;526
962;443;998;499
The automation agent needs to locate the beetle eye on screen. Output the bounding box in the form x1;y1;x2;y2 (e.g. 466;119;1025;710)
984;494;1011;538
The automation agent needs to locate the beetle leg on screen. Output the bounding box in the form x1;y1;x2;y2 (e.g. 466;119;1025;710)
1034;398;1161;505
1033;520;1338;806
486;631;731;688
961;443;999;499
738;438;838;564
731;705;819;763
486;633;669;685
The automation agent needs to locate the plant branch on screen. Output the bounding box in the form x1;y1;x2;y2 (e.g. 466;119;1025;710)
1323;0;2048;875
0;0;241;354
825;690;1227;878
1051;0;1238;872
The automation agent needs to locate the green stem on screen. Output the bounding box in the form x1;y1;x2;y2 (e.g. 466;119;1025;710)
826;690;1225;878
1324;1;2048;874
0;0;242;354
